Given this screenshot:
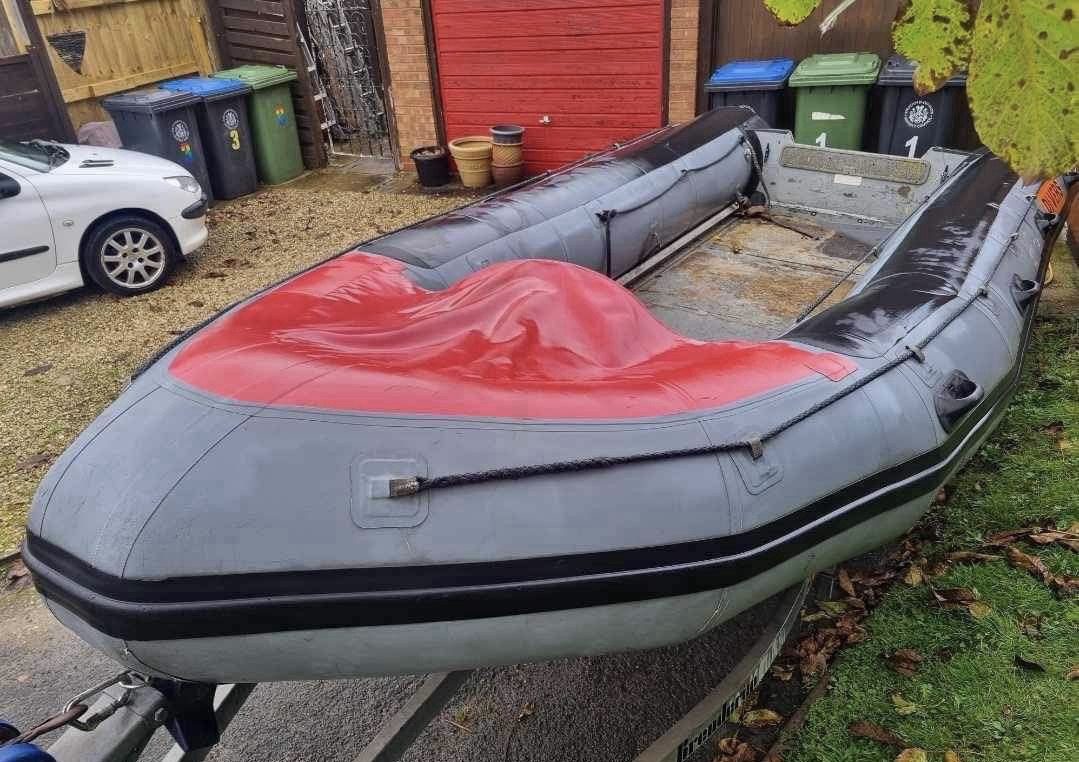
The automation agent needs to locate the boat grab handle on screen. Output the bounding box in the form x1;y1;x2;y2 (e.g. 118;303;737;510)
934;369;984;432
1010;274;1041;309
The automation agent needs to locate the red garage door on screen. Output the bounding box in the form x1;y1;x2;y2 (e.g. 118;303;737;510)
430;0;666;174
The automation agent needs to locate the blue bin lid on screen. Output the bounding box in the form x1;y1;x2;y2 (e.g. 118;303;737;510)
706;58;795;91
161;76;252;101
101;87;200;115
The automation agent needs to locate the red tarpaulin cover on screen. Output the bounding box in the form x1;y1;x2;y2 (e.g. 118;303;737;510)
170;253;856;419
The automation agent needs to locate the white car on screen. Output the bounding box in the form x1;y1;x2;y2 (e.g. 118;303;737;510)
0;139;209;309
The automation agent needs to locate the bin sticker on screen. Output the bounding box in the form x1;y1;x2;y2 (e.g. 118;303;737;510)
274;104;288;126
811;111;846;121
171;119;191;142
223;108;240;131
171;120;193;162
833;174;863;186
904;100;934;129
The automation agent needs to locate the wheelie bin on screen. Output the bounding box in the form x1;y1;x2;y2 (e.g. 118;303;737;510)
869;54;966;158
160;76;258;199
102;87;213;200
789;53;881;150
213;65;303;185
705;58;795;128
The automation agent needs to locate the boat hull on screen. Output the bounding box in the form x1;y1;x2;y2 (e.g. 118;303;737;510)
45;489;937;682
23;106;1072;682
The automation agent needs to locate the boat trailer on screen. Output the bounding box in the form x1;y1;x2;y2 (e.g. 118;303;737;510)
1;581;811;762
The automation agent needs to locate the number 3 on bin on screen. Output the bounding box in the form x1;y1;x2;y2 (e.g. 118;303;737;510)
229;129;240;150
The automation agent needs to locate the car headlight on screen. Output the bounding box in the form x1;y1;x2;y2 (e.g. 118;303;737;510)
164;175;202;194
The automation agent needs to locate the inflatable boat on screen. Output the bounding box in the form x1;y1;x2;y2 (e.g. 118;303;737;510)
24;108;1071;683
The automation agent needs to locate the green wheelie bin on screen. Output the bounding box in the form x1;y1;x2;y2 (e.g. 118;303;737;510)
213;65;303;185
789;53;881;150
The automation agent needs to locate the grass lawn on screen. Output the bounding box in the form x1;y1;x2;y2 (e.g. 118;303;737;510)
784;242;1078;762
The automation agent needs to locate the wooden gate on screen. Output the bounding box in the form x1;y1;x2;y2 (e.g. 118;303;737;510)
206;0;327;168
0;1;73;141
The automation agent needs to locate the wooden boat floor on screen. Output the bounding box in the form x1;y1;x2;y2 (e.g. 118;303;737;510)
635;212;889;341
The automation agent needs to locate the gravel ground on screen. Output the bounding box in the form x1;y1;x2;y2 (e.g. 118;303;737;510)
0;175;461;553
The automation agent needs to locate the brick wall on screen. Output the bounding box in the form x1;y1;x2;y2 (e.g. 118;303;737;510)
380;0;439;168
667;0;700;124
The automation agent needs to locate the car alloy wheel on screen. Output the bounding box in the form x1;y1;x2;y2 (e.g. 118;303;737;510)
99;227;167;289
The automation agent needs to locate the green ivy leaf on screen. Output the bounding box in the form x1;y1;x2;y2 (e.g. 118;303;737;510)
892;0;973;94
764;0;823;25
967;0;1079;180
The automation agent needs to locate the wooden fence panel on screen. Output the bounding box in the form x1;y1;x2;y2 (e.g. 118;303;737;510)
209;0;325;168
28;0;217;128
710;0;900;65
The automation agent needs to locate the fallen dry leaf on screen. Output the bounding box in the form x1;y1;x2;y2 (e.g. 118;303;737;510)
903;565;925;587
895;748;928;762
848;720;906;748
1004;546;1079;595
1027;530;1079;553
741;709;784;729
931;587;992;616
886;648;924;677
819;600;848;616
714;736;758;762
1066;666;1079;680
1039;420;1065;439
15;452;53;471
891;693;918;716
1013;654;1046;672
1017;614;1043;638
942;551;1001;565
23;363;52;377
985;526;1048;544
1006;545;1050;577
771;663;795;682
837;567;856;597
944;752;961;762
1058;538;1079;553
4;560;30;591
932;587;979;604
1028;531;1067;545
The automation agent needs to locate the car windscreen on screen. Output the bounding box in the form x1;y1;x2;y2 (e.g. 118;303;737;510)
0;140;69;172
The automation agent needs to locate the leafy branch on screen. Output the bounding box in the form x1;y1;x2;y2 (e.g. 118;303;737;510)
763;0;1078;179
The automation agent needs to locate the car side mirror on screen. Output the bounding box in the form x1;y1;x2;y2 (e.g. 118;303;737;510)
0;173;20;199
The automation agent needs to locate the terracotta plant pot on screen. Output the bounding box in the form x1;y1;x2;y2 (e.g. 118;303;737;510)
491;142;523;167
448;136;492;188
491;162;523;186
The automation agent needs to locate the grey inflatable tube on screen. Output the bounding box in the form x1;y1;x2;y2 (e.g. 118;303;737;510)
21;107;1071;684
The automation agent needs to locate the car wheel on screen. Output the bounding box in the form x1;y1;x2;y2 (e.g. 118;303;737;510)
83;215;177;296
